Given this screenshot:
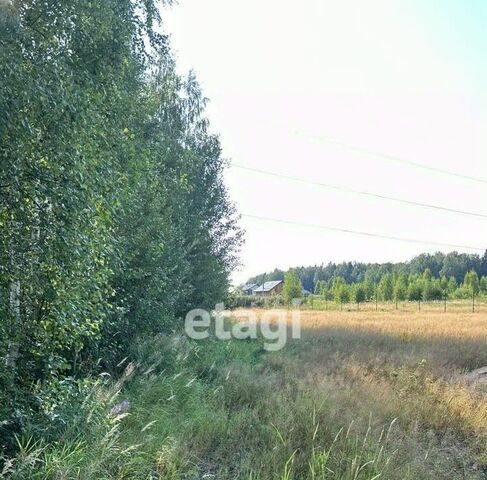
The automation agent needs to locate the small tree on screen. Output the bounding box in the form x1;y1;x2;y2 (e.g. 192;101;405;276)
440;276;449;311
378;273;394;301
393;275;408;309
331;276;349;310
353;284;367;311
447;276;458;294
422;268;433;282
322;280;333;309
423;279;443;301
336;284;350;310
464;270;480;295
314;280;325;295
407;281;423;311
283;270;302;306
481;276;487;295
464;270;480;312
363;278;375;300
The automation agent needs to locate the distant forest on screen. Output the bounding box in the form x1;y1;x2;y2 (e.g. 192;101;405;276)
248;251;487;293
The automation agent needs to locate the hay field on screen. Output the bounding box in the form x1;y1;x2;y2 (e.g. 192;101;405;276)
229;308;487;478
10;309;487;479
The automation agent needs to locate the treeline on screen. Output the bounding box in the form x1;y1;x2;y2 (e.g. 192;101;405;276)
0;1;239;452
314;269;486;307
249;251;487;294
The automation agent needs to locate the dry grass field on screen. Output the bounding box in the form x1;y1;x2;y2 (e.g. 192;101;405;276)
9;307;487;479
229;307;487;478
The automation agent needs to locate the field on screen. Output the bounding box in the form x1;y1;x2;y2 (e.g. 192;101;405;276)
7;306;487;479
225;308;487;478
306;297;487;314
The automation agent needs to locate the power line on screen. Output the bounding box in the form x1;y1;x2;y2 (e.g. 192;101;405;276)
230;163;487;220
241;214;486;252
296;131;487;185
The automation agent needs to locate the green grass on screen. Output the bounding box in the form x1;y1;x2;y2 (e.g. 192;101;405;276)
3;324;484;479
306;297;487;313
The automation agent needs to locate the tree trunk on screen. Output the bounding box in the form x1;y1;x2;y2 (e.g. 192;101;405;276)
6;279;20;369
6;220;21;370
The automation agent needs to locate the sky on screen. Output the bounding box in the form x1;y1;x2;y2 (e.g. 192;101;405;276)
162;0;487;284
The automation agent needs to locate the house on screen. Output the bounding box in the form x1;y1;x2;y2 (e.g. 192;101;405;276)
254;280;283;296
240;283;259;295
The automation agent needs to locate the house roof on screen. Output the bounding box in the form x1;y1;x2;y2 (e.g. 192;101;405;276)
240;283;258;291
253;280;283;292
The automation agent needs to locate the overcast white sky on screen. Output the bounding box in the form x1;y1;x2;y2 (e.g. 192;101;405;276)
162;0;487;284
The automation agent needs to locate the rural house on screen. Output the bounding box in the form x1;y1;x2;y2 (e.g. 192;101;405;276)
253;280;283;296
240;283;259;295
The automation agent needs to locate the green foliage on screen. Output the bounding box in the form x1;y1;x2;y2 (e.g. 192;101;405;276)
228;294;284;309
282;270;302;305
314;279;326;295
481;276;487;294
332;277;350;305
252;263;487;310
407;281;423;303
422;268;433;282
3;335;401;480
422;279;444;301
378;273;394;301
464;270;480;296
352;284;367;308
393;275;408;302
5;331;473;479
250;250;487;293
448;276;458;293
0;0;240;452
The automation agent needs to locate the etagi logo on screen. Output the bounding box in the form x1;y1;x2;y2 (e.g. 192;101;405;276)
184;302;301;351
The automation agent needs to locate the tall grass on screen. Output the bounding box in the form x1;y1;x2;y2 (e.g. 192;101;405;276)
3;310;487;478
